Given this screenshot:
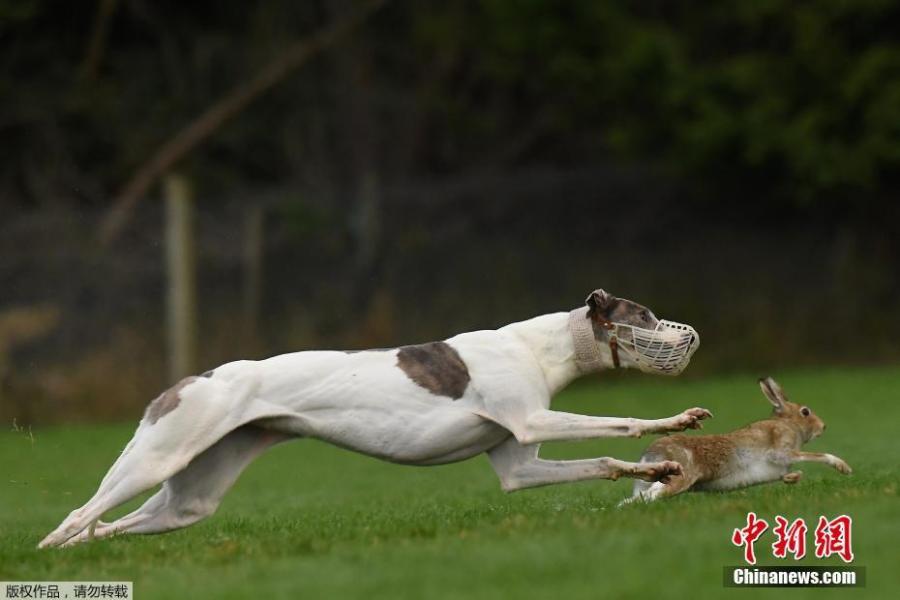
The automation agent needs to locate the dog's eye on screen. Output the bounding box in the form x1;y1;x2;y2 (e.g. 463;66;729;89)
800;407;810;417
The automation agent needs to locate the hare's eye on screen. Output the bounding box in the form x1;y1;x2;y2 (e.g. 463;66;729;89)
800;407;810;417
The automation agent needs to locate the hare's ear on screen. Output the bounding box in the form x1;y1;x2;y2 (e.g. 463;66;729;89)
586;289;616;315
759;377;788;413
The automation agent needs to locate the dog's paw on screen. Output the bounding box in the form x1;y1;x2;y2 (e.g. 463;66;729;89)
636;460;683;483
675;407;713;431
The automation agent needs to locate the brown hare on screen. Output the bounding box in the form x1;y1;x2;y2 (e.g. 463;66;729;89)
622;377;852;505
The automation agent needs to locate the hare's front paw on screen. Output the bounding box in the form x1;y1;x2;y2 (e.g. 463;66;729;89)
830;456;852;475
673;407;713;431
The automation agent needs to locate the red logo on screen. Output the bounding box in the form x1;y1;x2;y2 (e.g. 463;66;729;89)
732;513;853;564
814;515;854;563
772;516;807;560
731;512;769;565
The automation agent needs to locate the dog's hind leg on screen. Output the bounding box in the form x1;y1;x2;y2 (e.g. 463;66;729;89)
60;424;291;546
39;372;281;548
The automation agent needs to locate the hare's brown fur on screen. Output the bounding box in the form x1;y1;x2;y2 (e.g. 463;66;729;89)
625;377;851;504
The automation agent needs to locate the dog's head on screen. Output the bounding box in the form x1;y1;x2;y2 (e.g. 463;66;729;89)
586;289;659;332
584;289;699;375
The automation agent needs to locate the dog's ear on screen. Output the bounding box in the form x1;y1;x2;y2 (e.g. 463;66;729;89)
585;289;616;316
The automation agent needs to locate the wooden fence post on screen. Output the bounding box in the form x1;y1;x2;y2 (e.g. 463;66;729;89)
242;203;264;346
164;173;197;381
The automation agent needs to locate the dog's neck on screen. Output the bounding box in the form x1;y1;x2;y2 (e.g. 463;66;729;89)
501;309;623;395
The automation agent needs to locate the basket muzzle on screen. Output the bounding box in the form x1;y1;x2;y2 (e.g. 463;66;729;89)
612;320;700;375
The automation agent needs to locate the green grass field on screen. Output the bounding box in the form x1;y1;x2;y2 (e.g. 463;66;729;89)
2;367;897;599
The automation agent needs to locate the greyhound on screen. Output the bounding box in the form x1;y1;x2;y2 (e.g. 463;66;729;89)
39;289;709;548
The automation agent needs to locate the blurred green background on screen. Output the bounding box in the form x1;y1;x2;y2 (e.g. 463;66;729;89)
1;0;898;424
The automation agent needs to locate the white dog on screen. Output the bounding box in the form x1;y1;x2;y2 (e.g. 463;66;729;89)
40;288;709;548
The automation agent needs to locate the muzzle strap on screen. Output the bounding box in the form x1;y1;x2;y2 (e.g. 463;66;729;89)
608;335;620;369
568;307;607;373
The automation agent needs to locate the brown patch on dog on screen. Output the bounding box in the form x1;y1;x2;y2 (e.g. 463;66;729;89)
396;342;470;399
145;376;198;424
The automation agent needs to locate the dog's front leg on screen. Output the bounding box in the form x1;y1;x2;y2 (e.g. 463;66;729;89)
512;407;712;444
487;438;682;492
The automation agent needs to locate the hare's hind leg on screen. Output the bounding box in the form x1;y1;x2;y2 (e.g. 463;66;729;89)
648;472;696;500
625;475;696;505
782;471;803;484
621;450;676;506
60;424;291;546
621;467;697;506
